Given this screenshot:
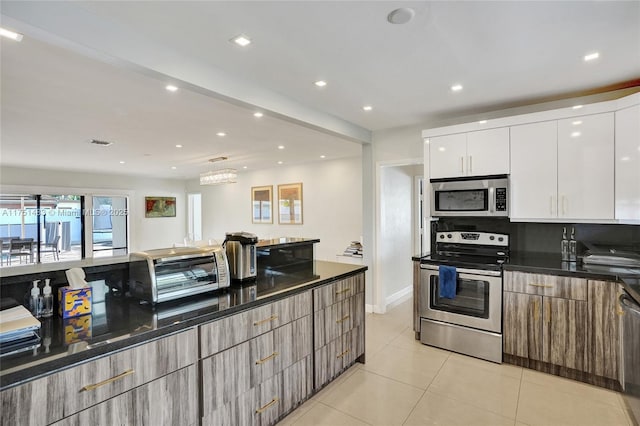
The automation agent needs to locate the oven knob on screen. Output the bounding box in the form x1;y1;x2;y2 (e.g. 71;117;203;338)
489;236;495;241
440;235;445;239
498;237;504;242
447;234;452;239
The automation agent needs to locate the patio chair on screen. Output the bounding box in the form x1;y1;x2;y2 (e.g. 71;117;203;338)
8;238;34;265
41;235;60;261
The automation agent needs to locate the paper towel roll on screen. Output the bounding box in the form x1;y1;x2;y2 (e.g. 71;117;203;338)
65;268;88;289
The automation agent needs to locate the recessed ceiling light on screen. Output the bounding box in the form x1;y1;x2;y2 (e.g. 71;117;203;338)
314;80;327;88
621;156;631;162
175;144;183;148
387;7;415;25
571;131;581;138
572;105;583;110
243;166;248;169
451;84;463;92
171;166;177;170
231;34;251;47
320;155;326;159
277;161;283;165
478;120;488;124
278;145;285;150
119;161;125;164
0;27;24;41
362;105;373;111
216;132;226;137
254;112;263;118
572;120;582;126
165;85;178;92
438;147;446;152
584;52;600;62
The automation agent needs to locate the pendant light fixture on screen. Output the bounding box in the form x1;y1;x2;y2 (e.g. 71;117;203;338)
199;157;237;185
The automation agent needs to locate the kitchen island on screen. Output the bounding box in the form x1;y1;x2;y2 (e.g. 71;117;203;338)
0;259;366;426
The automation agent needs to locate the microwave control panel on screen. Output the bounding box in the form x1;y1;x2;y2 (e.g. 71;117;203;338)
495;188;507;211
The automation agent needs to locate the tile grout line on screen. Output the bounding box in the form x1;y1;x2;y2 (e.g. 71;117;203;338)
513;364;525;426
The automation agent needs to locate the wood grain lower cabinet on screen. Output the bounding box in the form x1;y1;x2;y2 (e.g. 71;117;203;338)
587;280;622;381
0;328;198;426
51;365;198;426
503;271;588;370
313;273;365;389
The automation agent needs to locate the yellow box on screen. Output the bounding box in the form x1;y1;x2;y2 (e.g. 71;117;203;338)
58;286;92;318
63;314;92;344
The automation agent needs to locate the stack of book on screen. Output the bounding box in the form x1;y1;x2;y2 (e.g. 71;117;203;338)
0;301;41;357
343;241;363;258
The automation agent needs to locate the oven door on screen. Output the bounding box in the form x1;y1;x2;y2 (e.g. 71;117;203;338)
419;264;502;333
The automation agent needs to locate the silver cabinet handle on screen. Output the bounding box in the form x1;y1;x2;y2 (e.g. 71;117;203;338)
469;155;473;174
550;195;554;215
561;195;567;216
460;157;464;174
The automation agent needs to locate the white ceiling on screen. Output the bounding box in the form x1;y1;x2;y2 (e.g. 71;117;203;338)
1;1;639;179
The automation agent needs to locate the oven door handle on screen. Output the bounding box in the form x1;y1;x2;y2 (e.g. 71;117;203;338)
419;263;502;277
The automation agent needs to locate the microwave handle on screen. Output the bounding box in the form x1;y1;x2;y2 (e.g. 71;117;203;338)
488;187;495;213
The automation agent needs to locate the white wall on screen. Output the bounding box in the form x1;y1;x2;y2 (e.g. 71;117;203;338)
0;166;187;252
186;156;363;261
379;164;422;303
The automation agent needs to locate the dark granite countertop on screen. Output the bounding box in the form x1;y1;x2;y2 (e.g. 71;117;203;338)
0;260;366;391
256;237;320;250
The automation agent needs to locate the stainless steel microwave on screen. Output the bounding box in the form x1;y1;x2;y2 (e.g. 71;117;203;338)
430;175;509;217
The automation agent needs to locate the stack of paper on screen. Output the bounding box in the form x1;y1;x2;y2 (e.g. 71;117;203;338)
0;304;41;356
343;241;363;257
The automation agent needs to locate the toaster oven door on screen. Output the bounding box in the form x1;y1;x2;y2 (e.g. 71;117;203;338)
153;256;223;302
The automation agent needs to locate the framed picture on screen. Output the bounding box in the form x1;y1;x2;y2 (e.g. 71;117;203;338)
251;186;273;224
278;183;303;224
145;196;176;218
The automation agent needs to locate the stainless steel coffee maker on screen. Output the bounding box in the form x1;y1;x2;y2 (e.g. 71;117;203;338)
224;232;258;281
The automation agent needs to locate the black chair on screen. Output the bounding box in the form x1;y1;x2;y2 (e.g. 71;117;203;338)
41;235;61;261
8;238;34;265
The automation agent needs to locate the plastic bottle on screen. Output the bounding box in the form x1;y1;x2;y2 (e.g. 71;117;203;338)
41;279;53;318
561;227;569;262
29;280;41;318
569;227;577;263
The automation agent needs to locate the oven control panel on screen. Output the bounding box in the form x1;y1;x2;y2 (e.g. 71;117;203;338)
436;231;509;247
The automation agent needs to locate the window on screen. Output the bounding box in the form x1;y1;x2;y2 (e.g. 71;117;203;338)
92;196;128;257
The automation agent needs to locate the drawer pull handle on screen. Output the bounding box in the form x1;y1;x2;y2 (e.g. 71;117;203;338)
335;288;350;295
528;283;554;288
336;315;350;323
80;369;135;392
256;397;279;414
254;315;279;326
336;349;350;359
256;352;279;365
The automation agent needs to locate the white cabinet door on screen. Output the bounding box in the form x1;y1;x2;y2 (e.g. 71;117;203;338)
466;127;510;177
510;121;558;220
615;104;640;220
558;113;614;220
429;133;467;179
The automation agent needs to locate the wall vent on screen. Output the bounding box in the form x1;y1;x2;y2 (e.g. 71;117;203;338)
89;139;113;147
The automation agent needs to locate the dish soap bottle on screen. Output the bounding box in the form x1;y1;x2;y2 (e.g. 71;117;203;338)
561;227;569;262
41;279;54;318
29;280;41;318
569;227;577;263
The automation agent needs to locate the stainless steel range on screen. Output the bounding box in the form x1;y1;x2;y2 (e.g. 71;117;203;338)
419;231;509;363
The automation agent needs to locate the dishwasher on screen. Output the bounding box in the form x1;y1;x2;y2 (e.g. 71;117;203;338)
621;290;640;425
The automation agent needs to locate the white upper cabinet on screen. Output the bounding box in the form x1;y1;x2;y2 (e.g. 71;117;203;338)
429;133;467;179
429;128;509;179
510;121;558;220
511;114;615;221
557;113;614;220
615;104;640;221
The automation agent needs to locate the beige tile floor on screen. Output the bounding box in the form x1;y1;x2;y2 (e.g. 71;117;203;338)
278;298;634;426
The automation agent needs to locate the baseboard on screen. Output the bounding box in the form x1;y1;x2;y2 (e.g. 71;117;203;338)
385;285;412;309
365;304;374;313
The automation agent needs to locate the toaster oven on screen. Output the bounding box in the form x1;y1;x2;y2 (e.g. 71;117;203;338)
128;246;231;304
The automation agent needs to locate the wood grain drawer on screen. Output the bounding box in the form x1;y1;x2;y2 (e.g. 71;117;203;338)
200;291;311;357
314;291;365;349
203;355;313;426
201;316;312;414
313;273;365;311
504;271;587;301
51;365;198;426
1;328;198;426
